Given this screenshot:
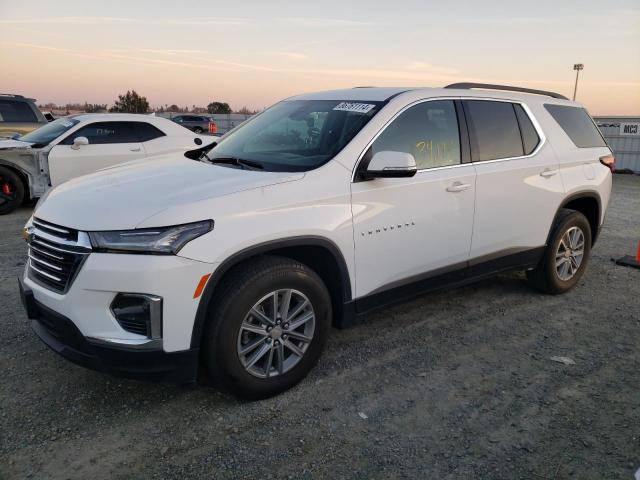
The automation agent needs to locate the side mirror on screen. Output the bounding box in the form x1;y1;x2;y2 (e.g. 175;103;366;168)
364;151;417;179
71;136;89;150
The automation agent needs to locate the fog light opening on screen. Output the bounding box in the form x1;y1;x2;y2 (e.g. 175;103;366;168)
110;293;162;339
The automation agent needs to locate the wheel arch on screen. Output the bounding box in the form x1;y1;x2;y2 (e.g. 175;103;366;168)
555;191;602;245
189;236;353;349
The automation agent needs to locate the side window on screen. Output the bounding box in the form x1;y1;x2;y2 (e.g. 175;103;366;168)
134;122;165;142
514;105;540;155
371;100;461;169
465;100;524;161
62;122;137;145
544;104;607;148
0;100;37;122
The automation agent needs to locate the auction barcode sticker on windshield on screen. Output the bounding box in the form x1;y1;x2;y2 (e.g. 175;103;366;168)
333;102;376;114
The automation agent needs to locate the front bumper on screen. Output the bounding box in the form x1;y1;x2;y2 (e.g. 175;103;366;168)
20;278;199;383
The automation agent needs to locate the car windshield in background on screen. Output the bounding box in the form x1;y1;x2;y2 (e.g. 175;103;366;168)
207;100;383;172
19;118;80;146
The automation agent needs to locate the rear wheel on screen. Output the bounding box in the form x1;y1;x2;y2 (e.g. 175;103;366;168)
193;127;204;134
526;209;592;294
0;166;25;215
203;256;331;399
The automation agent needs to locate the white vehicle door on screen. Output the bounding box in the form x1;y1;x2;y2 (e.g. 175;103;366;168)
48;121;145;186
462;100;564;261
351;99;476;300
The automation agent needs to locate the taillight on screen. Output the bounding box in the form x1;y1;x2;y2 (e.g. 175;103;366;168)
208;122;218;134
599;154;615;173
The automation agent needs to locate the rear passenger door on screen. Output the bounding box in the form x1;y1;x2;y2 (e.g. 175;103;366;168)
48;121;146;185
463;99;564;263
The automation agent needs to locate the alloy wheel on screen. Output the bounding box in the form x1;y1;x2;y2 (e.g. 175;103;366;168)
237;289;315;378
555;226;585;281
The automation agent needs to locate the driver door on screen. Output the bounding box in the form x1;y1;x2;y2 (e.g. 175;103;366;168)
48;121;145;186
351;100;476;301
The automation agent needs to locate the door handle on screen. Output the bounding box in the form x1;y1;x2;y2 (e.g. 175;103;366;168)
446;182;471;192
446;182;471;193
540;169;558;178
130;147;141;152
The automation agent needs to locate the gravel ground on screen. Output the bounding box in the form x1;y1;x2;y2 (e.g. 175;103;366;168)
1;175;639;480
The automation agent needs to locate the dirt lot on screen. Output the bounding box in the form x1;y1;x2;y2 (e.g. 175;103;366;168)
1;175;639;480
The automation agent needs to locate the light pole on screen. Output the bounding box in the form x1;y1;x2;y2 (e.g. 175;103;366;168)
572;63;584;101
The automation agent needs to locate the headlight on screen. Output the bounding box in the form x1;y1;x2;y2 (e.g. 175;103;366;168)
88;220;213;254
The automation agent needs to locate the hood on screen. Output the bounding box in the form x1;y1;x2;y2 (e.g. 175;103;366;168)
0;139;33;150
35;156;304;231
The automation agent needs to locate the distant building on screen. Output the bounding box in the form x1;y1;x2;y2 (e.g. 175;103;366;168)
595;116;640;173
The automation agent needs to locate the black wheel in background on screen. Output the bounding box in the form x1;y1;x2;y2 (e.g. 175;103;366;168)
0;166;25;215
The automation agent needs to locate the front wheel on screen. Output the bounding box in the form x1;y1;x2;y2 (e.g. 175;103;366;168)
203;256;331;399
0;166;25;215
526;209;592;294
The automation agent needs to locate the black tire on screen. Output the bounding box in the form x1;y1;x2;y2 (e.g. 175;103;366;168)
0;166;25;215
203;256;331;399
526;209;592;294
193;127;204;134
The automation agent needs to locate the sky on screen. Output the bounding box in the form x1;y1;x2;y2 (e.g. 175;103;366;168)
1;0;639;115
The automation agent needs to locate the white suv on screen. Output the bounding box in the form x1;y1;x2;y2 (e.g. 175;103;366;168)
19;84;614;398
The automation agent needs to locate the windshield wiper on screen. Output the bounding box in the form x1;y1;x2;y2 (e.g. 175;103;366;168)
205;157;264;170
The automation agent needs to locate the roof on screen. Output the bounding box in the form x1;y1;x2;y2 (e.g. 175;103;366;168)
287;86;578;106
69;113;168;122
288;87;413;102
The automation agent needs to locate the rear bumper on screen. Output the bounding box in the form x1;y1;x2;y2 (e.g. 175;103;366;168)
20;278;199;383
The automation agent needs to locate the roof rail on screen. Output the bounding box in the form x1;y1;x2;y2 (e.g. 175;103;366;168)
0;93;25;98
444;83;568;100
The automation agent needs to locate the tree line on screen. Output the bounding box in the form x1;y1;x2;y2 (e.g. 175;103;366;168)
39;90;260;115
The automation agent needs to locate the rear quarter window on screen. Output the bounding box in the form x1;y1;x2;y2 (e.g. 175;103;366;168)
544;104;606;148
134;122;165;142
0;100;37;122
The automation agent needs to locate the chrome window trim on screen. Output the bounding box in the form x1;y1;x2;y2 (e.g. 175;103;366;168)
351;96;547;181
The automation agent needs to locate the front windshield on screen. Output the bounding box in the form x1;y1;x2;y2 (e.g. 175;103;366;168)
207;99;383;171
19;118;80;146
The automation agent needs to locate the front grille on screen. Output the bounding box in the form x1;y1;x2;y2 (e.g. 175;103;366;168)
27;218;91;294
32;218;78;242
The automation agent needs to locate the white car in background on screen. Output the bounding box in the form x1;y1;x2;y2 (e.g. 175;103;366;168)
0;114;217;214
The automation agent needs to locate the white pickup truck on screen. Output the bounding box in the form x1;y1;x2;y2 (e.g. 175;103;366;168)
0;113;216;214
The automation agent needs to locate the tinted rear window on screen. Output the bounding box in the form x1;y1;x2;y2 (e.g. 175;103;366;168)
0;100;37;123
514;104;540;155
544;105;606;148
134;122;165;142
465;100;524;161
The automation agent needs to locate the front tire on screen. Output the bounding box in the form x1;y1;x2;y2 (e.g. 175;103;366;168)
526;209;592;294
203;256;331;399
0;166;25;215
